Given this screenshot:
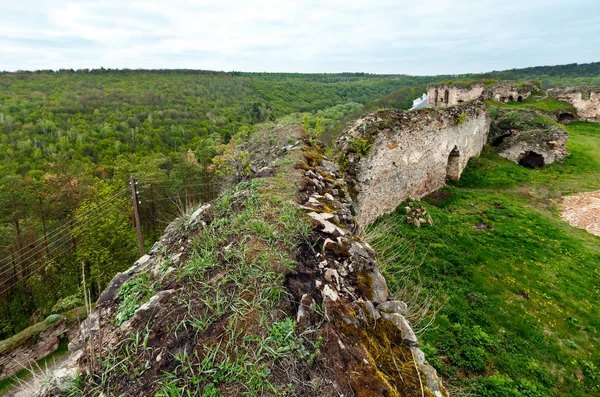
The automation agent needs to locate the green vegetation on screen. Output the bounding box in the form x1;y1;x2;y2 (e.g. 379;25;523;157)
487;96;576;114
367;121;600;395
75;155;320;396
0;70;434;339
115;274;156;325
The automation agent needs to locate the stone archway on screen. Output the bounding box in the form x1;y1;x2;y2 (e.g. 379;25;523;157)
444;90;449;104
518;151;545;168
446;146;461;180
434;90;439;105
517;95;523;102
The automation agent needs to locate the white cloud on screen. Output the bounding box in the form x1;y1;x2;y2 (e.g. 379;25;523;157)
0;0;598;73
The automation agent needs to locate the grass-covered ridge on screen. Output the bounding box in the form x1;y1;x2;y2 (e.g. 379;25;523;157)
70;146;327;396
366;121;600;396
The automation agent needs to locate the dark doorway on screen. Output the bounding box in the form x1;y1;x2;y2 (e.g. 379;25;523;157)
518;151;545;168
517;95;523;102
509;95;515;102
446;146;461;180
558;112;576;124
434;89;439;105
444;90;449;104
491;133;512;147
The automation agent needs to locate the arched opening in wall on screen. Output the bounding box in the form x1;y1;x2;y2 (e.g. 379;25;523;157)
446;146;461;180
457;100;464;104
582;92;591;100
491;133;512;147
558;112;576;124
517;95;523;102
434;90;439;105
509;95;515;102
500;97;507;102
444;90;449;104
518;151;545;168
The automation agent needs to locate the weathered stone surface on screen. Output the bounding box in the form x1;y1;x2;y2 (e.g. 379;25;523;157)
33;367;78;396
308;211;347;236
365;267;389;304
378;300;408;314
68;310;100;351
189;203;212;225
97;272;132;304
420;364;446;397
549;87;600;122
498;127;569;167
428;81;533;108
412;347;426;365
337;101;490;225
121;290;176;330
322;284;339;302
381;312;419;347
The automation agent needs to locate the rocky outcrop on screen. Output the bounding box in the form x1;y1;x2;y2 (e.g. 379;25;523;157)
337;100;490;225
292;146;448;396
489;107;569;167
34;133;446;396
0;308;85;382
548;87;600;122
498;127;569;168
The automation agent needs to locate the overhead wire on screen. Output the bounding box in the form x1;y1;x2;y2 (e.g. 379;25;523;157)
0;204;113;295
0;188;130;272
0;188;129;267
0;180;226;295
0;205;122;279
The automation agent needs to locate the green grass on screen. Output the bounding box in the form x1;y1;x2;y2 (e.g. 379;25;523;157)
74;152;319;396
367;122;600;396
486;96;576;114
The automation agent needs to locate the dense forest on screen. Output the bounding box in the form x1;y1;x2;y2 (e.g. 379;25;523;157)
0;70;433;338
1;62;599;340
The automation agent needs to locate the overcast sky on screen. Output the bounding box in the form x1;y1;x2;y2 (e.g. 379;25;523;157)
1;0;599;75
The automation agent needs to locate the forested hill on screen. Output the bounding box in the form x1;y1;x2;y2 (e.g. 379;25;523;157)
0;70;433;339
479;61;600;86
0;62;599;341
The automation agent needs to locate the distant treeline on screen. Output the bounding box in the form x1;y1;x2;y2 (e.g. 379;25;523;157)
0;61;598;339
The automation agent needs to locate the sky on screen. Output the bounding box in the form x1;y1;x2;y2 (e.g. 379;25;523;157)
1;0;599;75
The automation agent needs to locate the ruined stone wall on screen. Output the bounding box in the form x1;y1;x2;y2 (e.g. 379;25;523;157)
428;81;534;108
483;81;531;103
337;100;490;225
548;87;600;122
427;83;484;107
0;311;82;381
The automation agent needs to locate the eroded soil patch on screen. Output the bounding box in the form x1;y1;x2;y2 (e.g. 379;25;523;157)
561;190;600;236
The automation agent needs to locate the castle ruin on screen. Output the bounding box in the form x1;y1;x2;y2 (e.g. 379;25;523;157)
548;87;600;122
428;81;534;108
337;100;490;225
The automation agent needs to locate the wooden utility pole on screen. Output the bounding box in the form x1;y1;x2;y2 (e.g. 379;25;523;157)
130;176;145;256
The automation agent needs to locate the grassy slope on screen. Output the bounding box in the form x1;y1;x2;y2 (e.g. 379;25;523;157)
367;121;600;396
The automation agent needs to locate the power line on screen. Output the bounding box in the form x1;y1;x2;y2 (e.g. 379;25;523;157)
0;189;130;271
0;206;119;278
0;208;110;295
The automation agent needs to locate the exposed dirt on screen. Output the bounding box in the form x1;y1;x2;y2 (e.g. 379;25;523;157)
561;190;600;236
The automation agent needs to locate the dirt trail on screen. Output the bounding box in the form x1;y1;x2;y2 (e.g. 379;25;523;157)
561;190;600;236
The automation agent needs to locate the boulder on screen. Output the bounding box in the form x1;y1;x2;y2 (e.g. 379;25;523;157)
380;312;419;347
